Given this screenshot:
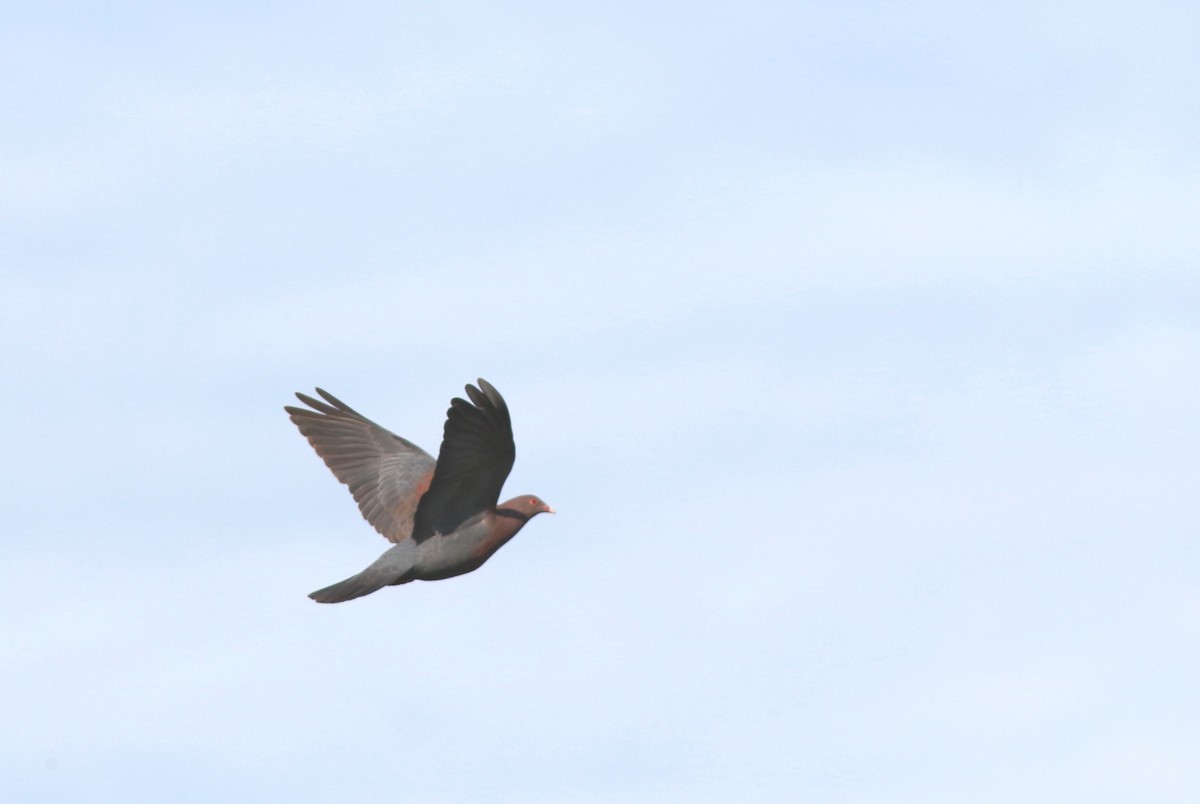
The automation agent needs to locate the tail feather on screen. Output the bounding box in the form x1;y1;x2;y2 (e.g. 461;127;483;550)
309;572;390;604
308;543;418;604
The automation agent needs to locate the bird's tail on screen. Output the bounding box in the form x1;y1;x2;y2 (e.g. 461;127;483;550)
309;572;390;604
308;544;417;604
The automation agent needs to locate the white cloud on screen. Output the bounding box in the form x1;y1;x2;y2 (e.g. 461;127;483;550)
6;313;1200;801
217;156;1200;361
107;65;490;156
0;157;118;217
1087;736;1200;800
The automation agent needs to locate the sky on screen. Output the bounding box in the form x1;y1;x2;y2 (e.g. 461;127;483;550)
3;1;1199;801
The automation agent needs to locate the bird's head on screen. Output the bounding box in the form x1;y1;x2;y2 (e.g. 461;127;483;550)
500;494;556;519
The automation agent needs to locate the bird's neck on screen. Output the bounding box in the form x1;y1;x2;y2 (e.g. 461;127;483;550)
485;506;529;548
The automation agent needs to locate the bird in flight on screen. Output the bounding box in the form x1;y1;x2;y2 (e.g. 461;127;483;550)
285;379;553;603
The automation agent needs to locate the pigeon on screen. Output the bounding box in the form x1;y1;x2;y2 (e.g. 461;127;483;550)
285;379;553;603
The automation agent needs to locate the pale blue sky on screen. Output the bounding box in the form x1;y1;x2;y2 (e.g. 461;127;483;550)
3;2;1199;802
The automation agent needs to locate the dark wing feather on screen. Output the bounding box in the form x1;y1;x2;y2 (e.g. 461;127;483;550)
285;388;435;544
411;379;515;543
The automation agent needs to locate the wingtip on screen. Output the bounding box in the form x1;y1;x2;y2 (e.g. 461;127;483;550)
289;388;359;418
314;388;345;408
474;378;506;410
464;383;487;408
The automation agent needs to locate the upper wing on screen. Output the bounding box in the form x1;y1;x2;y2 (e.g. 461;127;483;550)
411;379;515;543
285;388;435;544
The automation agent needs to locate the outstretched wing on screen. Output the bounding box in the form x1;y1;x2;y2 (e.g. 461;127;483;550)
285;389;435;544
411;379;515;543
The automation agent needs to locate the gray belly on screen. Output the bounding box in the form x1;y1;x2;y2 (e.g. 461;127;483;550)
413;519;493;580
